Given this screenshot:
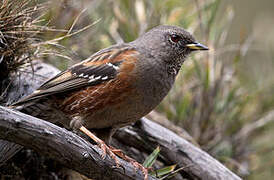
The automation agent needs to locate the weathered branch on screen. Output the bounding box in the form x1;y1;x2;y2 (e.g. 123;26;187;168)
114;119;242;180
0;106;156;180
0;105;241;180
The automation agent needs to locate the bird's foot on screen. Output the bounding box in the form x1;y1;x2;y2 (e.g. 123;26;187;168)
98;140;121;167
109;146;149;180
79;126;120;167
80;126;149;179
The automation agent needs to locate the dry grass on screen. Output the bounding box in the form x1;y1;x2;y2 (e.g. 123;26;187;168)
0;0;46;79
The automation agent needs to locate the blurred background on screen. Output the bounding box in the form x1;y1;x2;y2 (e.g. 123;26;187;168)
10;0;274;179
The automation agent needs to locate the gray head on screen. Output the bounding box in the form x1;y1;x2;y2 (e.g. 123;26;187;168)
131;25;208;64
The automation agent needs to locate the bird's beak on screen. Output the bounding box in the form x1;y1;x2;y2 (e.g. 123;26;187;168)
186;42;209;51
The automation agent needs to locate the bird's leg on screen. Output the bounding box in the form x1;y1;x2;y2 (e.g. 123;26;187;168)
81;126;149;179
79;126;120;166
70;116;120;166
70;117;148;179
94;128;149;179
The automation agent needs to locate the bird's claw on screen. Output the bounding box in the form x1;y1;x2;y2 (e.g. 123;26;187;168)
98;141;120;167
131;161;149;180
109;146;149;180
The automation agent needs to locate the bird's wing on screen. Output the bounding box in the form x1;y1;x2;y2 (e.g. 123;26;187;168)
13;45;139;105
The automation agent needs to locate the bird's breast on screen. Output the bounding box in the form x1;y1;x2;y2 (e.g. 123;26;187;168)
135;59;176;114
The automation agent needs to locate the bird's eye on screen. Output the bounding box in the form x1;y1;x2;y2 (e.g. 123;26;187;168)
170;34;181;43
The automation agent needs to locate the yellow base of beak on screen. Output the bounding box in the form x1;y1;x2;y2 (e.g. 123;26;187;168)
186;43;209;50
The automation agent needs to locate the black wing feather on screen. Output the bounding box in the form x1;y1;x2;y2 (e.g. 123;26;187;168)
13;63;124;106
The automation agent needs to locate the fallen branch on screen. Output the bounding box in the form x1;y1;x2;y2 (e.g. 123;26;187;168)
0;106;156;180
114;118;242;180
0;105;241;180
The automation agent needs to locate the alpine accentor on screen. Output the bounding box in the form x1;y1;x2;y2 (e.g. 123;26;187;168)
12;25;208;178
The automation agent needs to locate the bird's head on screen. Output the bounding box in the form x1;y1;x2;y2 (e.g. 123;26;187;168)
132;25;208;64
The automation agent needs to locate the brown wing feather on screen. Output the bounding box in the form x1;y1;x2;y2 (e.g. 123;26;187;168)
59;49;140;116
13;45;138;106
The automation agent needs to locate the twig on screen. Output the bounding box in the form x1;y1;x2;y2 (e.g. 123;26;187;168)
34;19;101;47
235;110;274;140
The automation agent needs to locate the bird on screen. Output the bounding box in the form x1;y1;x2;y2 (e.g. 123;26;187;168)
11;25;208;179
